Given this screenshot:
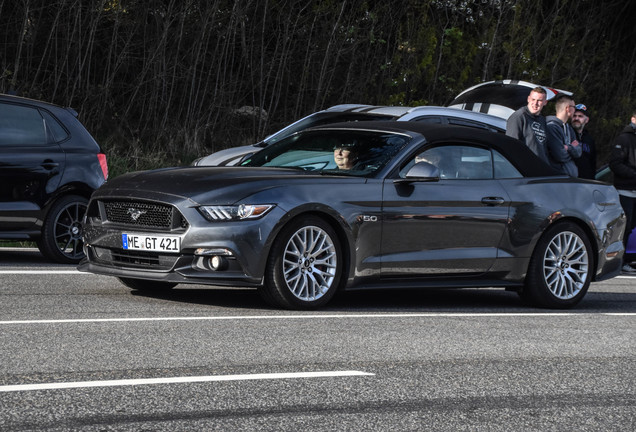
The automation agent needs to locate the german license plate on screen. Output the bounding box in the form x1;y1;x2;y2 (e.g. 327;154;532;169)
122;233;180;252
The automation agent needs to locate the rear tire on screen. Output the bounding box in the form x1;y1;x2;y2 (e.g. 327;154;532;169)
37;195;88;264
118;277;177;291
261;216;343;309
523;221;593;308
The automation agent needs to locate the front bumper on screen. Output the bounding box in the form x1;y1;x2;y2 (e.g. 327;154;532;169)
79;195;288;286
78;245;264;287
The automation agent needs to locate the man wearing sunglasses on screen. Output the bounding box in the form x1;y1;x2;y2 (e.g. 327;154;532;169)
572;104;597;179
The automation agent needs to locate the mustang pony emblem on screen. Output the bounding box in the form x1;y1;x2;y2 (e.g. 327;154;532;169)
127;208;147;221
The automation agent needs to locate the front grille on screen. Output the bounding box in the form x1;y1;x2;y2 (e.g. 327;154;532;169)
112;249;160;266
102;200;188;230
94;247;180;270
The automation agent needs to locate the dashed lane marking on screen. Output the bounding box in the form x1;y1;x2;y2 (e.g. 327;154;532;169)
0;370;375;392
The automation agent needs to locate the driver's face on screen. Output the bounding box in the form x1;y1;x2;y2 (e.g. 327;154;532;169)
334;147;353;169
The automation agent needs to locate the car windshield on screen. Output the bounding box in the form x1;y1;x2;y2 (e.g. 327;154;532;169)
262;112;396;146
240;129;410;176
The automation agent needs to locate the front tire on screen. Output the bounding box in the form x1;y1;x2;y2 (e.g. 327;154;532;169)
261;216;343;309
118;277;177;291
523;221;593;308
37;195;88;264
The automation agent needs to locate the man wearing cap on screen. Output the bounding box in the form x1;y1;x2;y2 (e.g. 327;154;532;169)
506;87;550;165
609;109;636;272
572;104;597;179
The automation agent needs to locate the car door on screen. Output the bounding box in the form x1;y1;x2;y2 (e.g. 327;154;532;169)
0;101;66;231
380;144;511;277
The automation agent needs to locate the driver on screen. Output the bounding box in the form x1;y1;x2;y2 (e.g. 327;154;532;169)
333;142;358;170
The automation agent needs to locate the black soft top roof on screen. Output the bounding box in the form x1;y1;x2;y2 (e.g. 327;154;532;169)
311;120;560;177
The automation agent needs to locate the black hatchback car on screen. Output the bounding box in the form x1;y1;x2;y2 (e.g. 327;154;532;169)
0;94;108;263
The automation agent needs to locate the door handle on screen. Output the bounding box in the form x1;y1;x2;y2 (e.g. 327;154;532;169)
41;161;59;170
481;197;505;206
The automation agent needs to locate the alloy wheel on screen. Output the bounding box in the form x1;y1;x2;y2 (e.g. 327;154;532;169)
542;231;589;300
54;201;86;261
282;225;338;302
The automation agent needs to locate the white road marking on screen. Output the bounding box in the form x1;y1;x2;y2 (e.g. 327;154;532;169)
0;370;374;393
0;270;84;274
1;312;634;325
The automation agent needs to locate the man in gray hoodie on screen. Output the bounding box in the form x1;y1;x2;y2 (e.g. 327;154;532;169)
546;94;582;176
506;87;550;165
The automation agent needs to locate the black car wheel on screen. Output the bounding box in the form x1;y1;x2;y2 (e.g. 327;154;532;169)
118;277;177;291
262;216;343;309
37;195;88;264
523;221;593;308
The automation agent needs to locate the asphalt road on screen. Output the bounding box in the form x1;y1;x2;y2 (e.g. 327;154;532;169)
1;248;635;431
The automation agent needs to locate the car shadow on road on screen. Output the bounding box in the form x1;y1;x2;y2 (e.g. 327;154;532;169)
330;288;527;311
128;286;557;312
0;247;57;267
129;283;636;313
129;286;267;310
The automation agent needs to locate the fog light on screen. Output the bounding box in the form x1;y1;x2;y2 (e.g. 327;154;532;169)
210;255;228;271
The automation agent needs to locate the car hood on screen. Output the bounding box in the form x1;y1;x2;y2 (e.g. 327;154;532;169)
96;166;362;205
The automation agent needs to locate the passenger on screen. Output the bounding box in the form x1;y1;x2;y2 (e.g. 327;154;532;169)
609;109;636;273
571;104;597;179
333;142;357;170
506;87;550;165
414;148;454;178
546;94;582;176
415;151;441;167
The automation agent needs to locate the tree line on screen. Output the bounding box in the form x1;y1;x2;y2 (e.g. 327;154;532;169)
2;0;635;174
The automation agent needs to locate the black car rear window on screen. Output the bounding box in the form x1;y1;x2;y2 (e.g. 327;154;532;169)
40;110;70;142
0;103;47;146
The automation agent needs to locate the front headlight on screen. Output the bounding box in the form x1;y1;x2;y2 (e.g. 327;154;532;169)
198;204;275;221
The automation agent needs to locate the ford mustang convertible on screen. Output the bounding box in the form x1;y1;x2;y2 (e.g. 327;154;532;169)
79;122;625;309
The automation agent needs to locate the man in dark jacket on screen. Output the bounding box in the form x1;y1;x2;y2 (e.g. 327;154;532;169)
506;87;550;165
546;95;581;176
571;104;597;179
609;110;636;272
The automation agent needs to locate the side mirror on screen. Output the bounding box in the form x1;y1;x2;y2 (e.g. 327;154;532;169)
395;162;440;184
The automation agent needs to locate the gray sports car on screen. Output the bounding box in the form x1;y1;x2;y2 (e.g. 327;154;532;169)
79;122;625;309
